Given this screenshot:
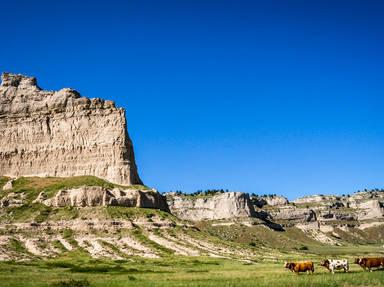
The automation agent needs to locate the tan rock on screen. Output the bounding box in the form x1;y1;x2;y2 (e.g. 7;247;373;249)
0;73;142;185
32;192;48;204
166;192;256;221
2;179;14;191
0;192;24;207
356;199;384;220
42;186;169;211
293;195;338;205
271;206;317;223
253;195;289;207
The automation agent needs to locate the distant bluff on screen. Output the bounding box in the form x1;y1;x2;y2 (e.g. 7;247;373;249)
166;192;257;221
0;73;142;185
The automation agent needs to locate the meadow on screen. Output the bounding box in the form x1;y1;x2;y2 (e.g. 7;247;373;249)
0;255;383;287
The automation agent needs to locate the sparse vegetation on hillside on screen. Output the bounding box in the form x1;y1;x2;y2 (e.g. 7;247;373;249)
105;206;175;221
357;188;384;193
170;189;229;198
0;176;145;203
0;176;151;201
0;176;152;223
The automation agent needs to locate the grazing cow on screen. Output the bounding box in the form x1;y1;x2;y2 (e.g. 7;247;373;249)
355;257;384;272
284;261;314;274
320;259;349;274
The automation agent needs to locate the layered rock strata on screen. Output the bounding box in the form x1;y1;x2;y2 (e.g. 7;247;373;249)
0;73;142;185
253;191;384;224
34;186;169;212
166;192;256;221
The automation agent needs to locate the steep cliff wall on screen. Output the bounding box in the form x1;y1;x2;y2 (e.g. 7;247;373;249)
0;73;142;185
166;192;256;221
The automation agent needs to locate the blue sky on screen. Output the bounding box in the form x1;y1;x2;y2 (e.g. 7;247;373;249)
1;0;383;199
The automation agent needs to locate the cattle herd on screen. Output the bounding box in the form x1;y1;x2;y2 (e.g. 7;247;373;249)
284;257;384;274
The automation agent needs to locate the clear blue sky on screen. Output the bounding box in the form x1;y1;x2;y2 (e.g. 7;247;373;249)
1;0;383;199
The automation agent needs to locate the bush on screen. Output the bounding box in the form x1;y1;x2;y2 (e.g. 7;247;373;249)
298;246;309;250
53;279;90;287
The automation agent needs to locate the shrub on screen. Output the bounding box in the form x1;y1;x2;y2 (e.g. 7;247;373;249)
53;279;90;287
298;246;309;250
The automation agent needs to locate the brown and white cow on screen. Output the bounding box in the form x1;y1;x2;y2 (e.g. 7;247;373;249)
284;261;315;274
355;257;384;272
320;259;349;274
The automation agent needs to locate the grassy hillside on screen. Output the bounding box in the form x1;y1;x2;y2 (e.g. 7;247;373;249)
0;176;9;188
0;176;149;202
196;220;384;257
0;176;151;223
1;176;384;287
0;176;267;262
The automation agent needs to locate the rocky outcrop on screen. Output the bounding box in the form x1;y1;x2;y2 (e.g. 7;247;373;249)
318;210;357;221
252;195;289;207
38;186;169;211
265;195;289;206
0;192;25;207
269;206;317;223
166;192;256;221
252;191;384;242
2;179;14;191
292;195;338;205
355;199;384;220
0;73;142;185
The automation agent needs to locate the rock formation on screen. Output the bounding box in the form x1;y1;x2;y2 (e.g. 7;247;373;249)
269;206;317;223
0;73;142;185
252;195;289;208
166;192;256;221
248;190;384;244
36;186;169;211
253;192;384;224
292;195;338;205
2;179;14;191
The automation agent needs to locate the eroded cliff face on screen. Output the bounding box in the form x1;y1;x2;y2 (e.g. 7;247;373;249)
251;191;384;244
0;73;142;185
166;192;256;221
253;192;384;224
32;186;169;211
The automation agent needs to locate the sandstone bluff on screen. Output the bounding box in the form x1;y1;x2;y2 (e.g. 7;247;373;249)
0;73;142;185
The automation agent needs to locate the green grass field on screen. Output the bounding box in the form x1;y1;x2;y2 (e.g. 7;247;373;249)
0;255;383;287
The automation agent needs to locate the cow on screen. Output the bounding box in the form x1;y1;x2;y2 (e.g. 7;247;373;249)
355;257;384;272
320;259;349;274
284;261;315;274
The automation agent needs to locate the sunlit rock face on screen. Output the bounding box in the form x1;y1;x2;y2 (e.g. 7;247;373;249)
35;186;169;212
0;73;142;185
166;192;256;221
